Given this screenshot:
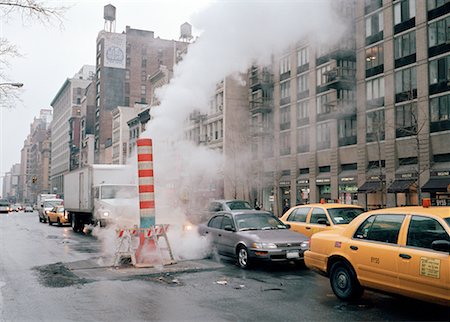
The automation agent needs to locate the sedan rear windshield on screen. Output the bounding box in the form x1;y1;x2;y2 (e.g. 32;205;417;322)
235;213;287;231
44;200;63;208
328;208;364;225
226;201;253;210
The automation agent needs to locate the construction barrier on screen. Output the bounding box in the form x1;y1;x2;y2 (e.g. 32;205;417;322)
114;225;175;268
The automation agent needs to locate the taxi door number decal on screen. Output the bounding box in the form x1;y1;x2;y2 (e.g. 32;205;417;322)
419;257;440;279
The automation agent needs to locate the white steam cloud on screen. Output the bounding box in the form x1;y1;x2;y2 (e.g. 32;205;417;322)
136;0;340;261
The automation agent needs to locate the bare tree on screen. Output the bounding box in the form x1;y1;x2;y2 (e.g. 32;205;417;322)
0;0;67;107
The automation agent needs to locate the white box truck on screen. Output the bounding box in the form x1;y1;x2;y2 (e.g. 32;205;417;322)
64;165;139;232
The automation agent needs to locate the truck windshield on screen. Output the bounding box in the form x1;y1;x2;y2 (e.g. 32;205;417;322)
101;186;137;199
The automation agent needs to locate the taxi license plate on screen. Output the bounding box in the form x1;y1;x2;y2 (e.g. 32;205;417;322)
286;250;299;259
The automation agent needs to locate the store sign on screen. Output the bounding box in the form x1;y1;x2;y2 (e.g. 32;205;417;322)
279;181;290;186
316;178;330;183
340;177;355;182
400;173;414;179
438;171;450;177
297;179;309;185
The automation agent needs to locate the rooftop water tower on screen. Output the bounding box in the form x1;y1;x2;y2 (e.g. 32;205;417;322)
104;4;116;32
179;22;193;42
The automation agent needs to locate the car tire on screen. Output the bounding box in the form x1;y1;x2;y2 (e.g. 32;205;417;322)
57;218;62;227
39;216;42;223
330;261;363;301
237;245;251;269
48;217;52;225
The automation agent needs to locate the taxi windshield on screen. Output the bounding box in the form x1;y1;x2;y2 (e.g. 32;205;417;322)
328;208;364;225
445;217;450;228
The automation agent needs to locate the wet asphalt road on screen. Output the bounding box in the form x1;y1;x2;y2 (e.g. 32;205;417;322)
1;211;449;322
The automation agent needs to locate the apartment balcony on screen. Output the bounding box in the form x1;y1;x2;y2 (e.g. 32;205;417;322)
322;67;356;90
189;111;207;123
249;67;273;91
249;97;273;114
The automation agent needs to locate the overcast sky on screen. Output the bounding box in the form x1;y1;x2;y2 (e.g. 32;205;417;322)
0;0;211;184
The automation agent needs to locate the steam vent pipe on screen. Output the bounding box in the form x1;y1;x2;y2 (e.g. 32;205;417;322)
137;138;155;228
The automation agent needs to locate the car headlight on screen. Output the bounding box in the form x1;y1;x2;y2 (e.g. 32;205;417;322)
252;242;277;249
183;224;193;231
301;240;310;249
102;211;110;217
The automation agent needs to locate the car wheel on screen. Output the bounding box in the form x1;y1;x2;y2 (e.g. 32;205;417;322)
237;246;251;269
330;261;363;301
48;217;52;225
57;218;62;227
39;216;42;223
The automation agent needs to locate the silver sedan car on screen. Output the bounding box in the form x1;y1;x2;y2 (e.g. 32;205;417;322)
198;210;310;268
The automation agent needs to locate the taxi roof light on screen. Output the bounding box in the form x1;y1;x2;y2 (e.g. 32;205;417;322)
422;198;431;208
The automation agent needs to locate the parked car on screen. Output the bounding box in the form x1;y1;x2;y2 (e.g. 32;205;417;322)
280;203;364;238
47;205;70;226
198;210;309;268
24;206;34;213
305;206;450;306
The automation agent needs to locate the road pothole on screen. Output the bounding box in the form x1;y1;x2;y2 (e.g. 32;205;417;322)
33;262;91;288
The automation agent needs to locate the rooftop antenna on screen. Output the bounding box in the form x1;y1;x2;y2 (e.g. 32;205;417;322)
104;4;116;32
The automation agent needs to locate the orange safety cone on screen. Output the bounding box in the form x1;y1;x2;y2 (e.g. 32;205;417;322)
135;231;161;266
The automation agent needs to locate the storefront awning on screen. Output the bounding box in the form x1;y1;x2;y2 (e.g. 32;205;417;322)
387;179;416;193
357;181;383;193
422;178;450;193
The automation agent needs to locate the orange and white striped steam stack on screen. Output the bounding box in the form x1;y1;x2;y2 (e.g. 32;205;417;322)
137;138;155;228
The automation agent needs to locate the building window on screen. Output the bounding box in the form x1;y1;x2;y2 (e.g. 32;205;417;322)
365;11;383;41
297;126;309;153
365;44;384;71
427;0;450;10
141;70;147;82
316;64;332;86
297;74;309;97
297;47;309;66
297;100;309;125
428;16;450;48
317;123;330;150
280;56;291;75
396;102;417;138
125;83;130;95
96;97;100;107
338;115;357;146
394;31;416;59
280;131;291;156
430;93;450;132
316;93;331;115
394;0;416;25
365;0;383;14
125;70;130;80
141;58;147;68
366;76;385;106
394;30;416;67
429;54;450;94
280;80;290;104
280;106;290;130
367;109;385;142
395;66;417;102
140;85;146;96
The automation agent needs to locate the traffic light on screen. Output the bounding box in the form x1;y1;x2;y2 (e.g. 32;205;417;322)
32;176;37;184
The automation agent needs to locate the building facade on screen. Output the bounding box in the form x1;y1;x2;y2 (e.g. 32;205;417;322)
94;21;189;163
50;66;95;196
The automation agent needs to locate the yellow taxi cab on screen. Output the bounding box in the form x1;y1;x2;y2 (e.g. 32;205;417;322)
47;205;70;226
280;203;364;238
304;205;450;306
